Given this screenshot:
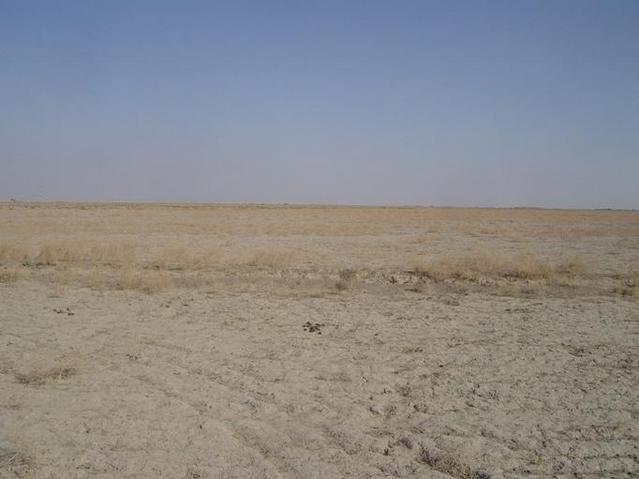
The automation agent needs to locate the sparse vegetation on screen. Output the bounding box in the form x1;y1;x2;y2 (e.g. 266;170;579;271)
15;367;77;386
335;268;357;291
0;266;29;283
0;203;636;296
47;264;174;293
150;244;221;270
240;248;297;268
107;268;173;294
87;241;138;267
614;274;637;297
0;242;30;263
412;251;586;282
0;448;31;470
34;241;82;266
419;446;490;479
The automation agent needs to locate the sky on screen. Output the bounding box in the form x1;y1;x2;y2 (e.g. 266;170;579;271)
1;1;638;208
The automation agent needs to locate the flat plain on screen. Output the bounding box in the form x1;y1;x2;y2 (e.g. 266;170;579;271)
1;202;638;478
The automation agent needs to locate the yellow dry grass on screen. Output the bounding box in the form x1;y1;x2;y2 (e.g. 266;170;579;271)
0;242;31;263
150;244;221;270
0;266;30;283
51;266;173;294
239;248;298;268
15;367;77;386
335;268;357;291
412;251;586;281
1;202;637;295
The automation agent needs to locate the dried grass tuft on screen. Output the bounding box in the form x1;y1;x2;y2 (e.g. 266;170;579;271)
0;266;29;283
91;268;173;294
335;268;357;291
15;367;77;386
151;244;221;270
413;251;586;282
240;249;297;268
0;242;31;263
35;241;82;266
87;241;138;267
419;446;490;479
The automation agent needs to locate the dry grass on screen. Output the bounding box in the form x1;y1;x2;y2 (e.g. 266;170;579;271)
3;202;639;238
613;272;638;297
0;448;31;470
50;266;173;294
616;287;637;297
335;268;357;291
150;244;221;270
4;240;217;271
0;242;31;263
34;241;83;265
0;266;29;283
239;248;298;268
87;268;173;294
1;202;636;295
110;269;170;293
2;240;139;267
15;367;77;386
419;446;489;479
86;241;138;266
412;251;586;282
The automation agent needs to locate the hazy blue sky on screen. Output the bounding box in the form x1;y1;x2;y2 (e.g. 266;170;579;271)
1;1;638;208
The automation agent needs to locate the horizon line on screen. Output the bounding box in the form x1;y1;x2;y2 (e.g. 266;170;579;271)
1;199;637;213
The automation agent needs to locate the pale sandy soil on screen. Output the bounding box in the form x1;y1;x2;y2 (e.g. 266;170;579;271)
1;203;638;478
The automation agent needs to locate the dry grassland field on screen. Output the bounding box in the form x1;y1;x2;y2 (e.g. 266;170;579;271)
1;202;638;478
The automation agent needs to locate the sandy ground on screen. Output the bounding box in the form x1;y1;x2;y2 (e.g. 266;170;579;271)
1;203;638;478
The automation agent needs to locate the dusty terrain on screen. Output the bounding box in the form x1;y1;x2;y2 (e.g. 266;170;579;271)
1;203;638;478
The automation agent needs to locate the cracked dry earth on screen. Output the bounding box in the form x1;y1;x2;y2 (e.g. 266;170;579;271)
1;283;638;478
